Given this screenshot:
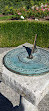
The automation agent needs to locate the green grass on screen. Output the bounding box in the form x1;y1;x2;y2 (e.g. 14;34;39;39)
0;20;49;48
0;15;16;20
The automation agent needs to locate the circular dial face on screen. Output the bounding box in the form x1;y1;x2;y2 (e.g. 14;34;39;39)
3;47;49;76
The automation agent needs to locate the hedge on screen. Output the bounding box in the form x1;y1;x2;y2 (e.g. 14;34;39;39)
0;20;49;48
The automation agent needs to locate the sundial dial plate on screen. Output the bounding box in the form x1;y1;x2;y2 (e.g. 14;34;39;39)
3;46;49;76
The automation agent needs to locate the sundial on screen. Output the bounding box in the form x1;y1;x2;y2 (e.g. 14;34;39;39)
3;34;49;76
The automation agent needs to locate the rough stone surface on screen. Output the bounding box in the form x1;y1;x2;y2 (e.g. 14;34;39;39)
0;82;20;106
21;97;38;111
0;48;20;107
38;93;49;111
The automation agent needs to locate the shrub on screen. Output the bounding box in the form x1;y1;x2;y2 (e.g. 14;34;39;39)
2;6;10;15
0;20;49;47
9;7;16;15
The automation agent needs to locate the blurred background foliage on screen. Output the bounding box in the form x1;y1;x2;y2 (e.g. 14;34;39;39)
0;0;49;14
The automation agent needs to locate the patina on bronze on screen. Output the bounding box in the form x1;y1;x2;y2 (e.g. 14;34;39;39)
24;34;37;59
29;34;37;59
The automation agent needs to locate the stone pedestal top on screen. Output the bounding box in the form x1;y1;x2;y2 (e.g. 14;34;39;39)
0;43;49;106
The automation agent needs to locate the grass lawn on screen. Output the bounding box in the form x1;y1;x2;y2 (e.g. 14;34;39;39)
0;15;16;21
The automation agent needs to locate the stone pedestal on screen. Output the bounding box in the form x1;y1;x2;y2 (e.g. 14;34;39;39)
21;96;38;111
0;43;49;111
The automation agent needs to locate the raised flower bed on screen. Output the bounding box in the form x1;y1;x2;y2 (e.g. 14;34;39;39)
0;2;49;21
12;3;49;20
